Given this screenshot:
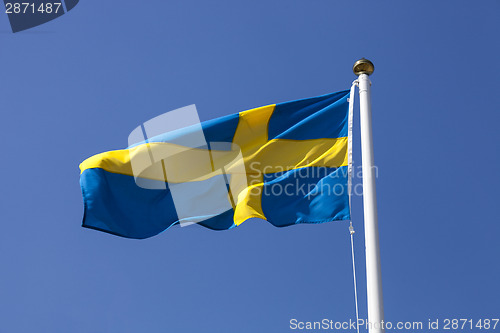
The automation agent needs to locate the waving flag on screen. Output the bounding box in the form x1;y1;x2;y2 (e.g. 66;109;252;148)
79;90;351;239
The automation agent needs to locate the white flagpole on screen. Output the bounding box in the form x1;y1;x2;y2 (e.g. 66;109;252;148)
353;58;385;333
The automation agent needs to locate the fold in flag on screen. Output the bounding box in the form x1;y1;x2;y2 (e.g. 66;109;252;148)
80;90;351;239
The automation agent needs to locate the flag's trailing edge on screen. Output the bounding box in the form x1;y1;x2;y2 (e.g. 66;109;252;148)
79;90;351;239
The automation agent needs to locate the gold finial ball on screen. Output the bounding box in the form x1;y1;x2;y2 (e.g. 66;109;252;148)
353;58;375;76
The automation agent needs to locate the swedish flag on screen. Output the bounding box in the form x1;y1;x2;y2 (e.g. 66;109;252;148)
80;90;351;239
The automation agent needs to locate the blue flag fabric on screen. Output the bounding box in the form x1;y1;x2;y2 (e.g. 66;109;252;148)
80;90;351;239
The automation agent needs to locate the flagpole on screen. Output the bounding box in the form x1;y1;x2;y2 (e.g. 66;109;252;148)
353;58;385;333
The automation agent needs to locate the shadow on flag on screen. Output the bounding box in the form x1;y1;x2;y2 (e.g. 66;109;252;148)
3;0;79;33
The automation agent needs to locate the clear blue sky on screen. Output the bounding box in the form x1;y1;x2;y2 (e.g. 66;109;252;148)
1;1;499;332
